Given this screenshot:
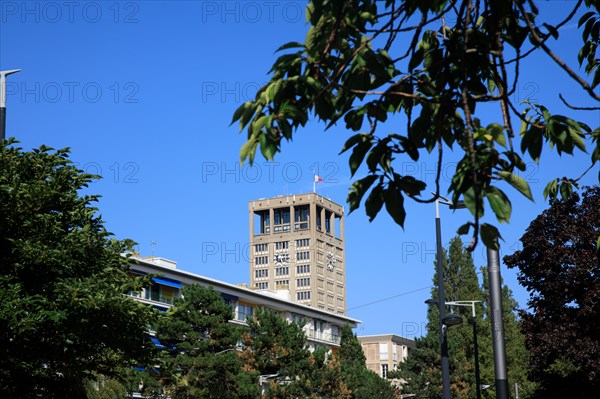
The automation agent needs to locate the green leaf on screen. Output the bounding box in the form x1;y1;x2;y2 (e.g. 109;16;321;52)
365;184;384;221
543;179;559;200
384;187;406;227
349;139;373;177
457;223;470;235
488;123;507;148
275;42;304;52
486;186;512;224
498;171;534;201
347;175;378;213
480;223;502;250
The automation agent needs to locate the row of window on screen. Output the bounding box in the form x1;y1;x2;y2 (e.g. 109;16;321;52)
255;256;268;265
255;240;343;258
297;251;310;261
297;291;311;301
255;282;268;289
297;278;310;287
276;266;289;276
297;264;310;274
255;269;268;278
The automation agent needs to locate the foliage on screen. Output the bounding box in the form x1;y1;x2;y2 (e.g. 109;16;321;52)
234;0;600;250
155;284;255;399
0;140;158;398
242;307;314;398
337;324;398;399
504;185;600;397
397;236;534;398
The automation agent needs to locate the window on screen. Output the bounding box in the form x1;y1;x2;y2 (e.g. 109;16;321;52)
325;210;332;234
295;238;310;248
381;364;388;378
275;280;289;287
379;343;389;361
294;205;309;230
393;343;397;361
296;251;310;261
297;291;311;301
296;264;310;274
275;266;289;276
316;206;323;230
275;241;289;250
296;278;310;287
255;256;268;266
144;283;177;304
255;269;268;278
327;294;334;304
237;304;253;321
255;243;268;253
273;208;291;233
255;282;268;289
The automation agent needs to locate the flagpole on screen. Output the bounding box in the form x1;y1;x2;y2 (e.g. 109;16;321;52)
313;175;316;194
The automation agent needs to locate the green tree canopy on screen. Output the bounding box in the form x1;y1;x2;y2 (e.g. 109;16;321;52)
504;185;600;397
0;140;157;398
155;284;255;399
397;236;534;398
234;0;599;250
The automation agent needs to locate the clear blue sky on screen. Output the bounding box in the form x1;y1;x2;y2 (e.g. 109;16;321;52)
1;1;598;337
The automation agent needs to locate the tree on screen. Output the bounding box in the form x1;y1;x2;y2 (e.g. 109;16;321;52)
155;284;255;399
504;185;600;397
233;0;599;250
0;140;158;398
241;307;313;398
397;236;534;398
337;324;398;399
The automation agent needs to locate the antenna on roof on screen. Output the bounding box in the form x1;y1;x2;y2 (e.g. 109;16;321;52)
151;241;157;258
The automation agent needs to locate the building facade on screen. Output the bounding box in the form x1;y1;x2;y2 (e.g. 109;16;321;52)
249;193;346;315
129;256;359;352
358;334;416;378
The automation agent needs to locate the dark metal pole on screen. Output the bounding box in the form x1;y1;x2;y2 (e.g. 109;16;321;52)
0;107;5;140
487;248;509;399
435;200;451;399
473;316;481;399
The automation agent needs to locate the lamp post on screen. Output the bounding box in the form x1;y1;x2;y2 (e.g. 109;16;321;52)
447;300;482;399
0;69;21;141
259;373;280;399
433;193;466;399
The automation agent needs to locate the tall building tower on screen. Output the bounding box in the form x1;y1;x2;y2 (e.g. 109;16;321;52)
249;193;346;315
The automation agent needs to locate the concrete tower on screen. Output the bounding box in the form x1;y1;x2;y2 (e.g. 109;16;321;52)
249;193;346;315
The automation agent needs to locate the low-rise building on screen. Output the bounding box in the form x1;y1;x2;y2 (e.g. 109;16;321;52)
129;256;360;352
358;334;416;378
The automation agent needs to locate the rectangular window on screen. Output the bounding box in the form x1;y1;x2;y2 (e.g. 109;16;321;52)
275;280;289;287
275;241;289;250
273;208;291;233
296;278;310;287
255;243;268;253
294;205;309;230
381;364;388;378
275;266;289;276
254;269;268;278
295;238;310;248
255;282;268;290
237;304;254;322
296;264;310;274
296;251;310;261
393;343;397;361
379;343;389;361
296;291;311;301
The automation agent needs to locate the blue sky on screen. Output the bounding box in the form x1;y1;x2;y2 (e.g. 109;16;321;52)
1;1;598;337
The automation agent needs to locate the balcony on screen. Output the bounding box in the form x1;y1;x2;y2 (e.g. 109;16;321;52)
306;329;341;345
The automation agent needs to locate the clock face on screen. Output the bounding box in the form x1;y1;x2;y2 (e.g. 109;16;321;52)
326;251;335;271
274;252;289;267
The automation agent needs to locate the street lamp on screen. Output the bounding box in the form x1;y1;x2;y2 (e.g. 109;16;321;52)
447;300;482;399
259;373;281;399
0;69;21;141
433;193;466;399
